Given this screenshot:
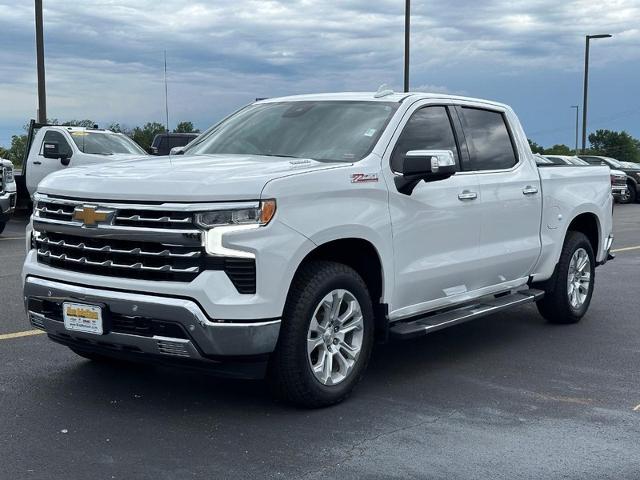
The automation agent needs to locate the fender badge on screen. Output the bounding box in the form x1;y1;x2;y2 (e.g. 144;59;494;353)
351;173;379;183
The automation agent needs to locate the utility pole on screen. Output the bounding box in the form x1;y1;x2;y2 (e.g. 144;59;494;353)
403;0;410;92
581;34;612;152
571;105;579;155
35;0;47;123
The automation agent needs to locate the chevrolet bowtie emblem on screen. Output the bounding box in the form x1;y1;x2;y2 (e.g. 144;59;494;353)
73;206;112;227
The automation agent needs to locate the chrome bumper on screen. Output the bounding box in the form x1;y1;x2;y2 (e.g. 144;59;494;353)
0;191;16;218
24;276;281;360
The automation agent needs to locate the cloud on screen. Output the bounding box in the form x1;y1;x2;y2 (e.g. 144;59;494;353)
0;0;638;147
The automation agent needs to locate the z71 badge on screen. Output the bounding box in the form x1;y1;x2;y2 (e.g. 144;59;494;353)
351;173;379;183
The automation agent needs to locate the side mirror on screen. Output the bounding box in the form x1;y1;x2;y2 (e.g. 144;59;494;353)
395;150;456;195
169;146;185;155
149;146;159;155
42;141;71;164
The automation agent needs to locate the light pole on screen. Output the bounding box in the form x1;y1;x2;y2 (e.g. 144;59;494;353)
403;0;410;92
581;34;612;152
571;105;579;155
35;0;46;123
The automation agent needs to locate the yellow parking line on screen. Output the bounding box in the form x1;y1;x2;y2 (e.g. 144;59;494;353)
0;329;45;341
611;245;640;253
0;236;25;241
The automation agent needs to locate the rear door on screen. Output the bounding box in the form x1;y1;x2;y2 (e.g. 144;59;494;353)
384;103;484;319
455;105;542;286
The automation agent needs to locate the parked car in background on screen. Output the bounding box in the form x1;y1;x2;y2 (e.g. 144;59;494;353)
19;121;148;202
24;92;614;407
0;158;17;234
543;155;628;203
580;155;640;203
150;133;199;155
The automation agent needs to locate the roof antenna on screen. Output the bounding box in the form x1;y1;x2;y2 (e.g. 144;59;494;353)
374;84;394;98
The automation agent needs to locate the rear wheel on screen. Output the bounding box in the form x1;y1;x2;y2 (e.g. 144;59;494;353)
628;182;637;204
269;261;375;408
536;231;595;324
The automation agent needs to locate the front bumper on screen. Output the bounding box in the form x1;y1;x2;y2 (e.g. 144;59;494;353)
0;190;16;221
24;276;281;377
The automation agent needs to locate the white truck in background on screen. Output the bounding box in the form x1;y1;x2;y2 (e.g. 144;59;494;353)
17;121;148;202
0;158;17;234
23;92;614;407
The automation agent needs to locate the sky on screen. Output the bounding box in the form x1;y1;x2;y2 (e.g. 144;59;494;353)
0;0;639;149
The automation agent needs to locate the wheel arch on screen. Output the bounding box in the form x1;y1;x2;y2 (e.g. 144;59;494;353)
566;212;600;256
288;237;389;338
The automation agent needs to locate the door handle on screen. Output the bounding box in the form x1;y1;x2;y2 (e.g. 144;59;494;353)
523;185;538;195
33;161;42;165
458;190;478;201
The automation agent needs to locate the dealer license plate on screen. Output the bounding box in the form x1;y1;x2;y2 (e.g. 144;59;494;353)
63;302;103;335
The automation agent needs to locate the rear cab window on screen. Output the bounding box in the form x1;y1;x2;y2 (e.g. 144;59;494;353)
458;107;518;171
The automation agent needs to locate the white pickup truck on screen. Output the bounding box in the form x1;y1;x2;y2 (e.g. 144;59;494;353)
22;123;147;198
0;158;17;234
23;92;614;407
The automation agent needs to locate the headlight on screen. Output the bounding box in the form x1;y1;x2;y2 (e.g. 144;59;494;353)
197;200;277;258
195;200;276;228
5;166;14;183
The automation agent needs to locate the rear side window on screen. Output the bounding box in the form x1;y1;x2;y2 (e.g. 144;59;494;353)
459;107;517;171
391;106;459;172
40;131;73;157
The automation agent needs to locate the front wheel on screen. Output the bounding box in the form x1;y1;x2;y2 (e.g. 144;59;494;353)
628;183;637;204
268;261;375;408
536;231;595;324
0;221;5;235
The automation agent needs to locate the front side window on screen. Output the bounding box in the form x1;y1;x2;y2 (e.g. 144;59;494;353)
188;101;399;162
459;107;518;171
41;131;73;157
390;106;459;172
69;131;146;155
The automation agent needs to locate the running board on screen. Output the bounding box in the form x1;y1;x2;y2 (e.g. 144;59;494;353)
389;289;545;340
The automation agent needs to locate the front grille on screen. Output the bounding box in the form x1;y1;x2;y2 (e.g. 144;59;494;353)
35;198;196;229
33;195;257;292
36;231;203;281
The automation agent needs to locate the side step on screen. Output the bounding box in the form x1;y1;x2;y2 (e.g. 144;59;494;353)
389;289;545;340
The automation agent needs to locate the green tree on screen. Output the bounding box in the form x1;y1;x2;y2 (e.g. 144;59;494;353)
3;134;28;168
544;144;573;155
174;121;199;133
588;129;640;163
64;119;97;128
130;122;166;152
528;139;545;154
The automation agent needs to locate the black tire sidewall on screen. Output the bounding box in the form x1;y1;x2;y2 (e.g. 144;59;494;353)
557;233;596;319
274;262;375;406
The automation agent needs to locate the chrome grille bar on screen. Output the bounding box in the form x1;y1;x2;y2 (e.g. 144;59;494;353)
35;235;200;258
37;250;200;274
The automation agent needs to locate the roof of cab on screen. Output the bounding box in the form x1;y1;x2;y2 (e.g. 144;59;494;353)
256;91;510;109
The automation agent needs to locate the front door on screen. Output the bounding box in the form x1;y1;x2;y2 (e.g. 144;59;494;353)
27;130;74;195
384;104;483;320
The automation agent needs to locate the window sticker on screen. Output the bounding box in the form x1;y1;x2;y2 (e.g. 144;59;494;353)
364;128;376;137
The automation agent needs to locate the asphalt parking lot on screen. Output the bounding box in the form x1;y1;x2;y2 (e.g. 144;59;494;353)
1;206;639;479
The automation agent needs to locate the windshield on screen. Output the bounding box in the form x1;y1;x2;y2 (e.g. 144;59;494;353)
620;161;640;169
70;131;146;155
566;157;589;166
188;101;399;162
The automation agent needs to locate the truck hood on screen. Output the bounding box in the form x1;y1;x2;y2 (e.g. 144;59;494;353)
37;154;345;202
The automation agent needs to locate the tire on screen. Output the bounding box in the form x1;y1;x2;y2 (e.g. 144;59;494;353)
268;261;375;408
0;222;5;235
628;183;637;204
536;231;595;324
